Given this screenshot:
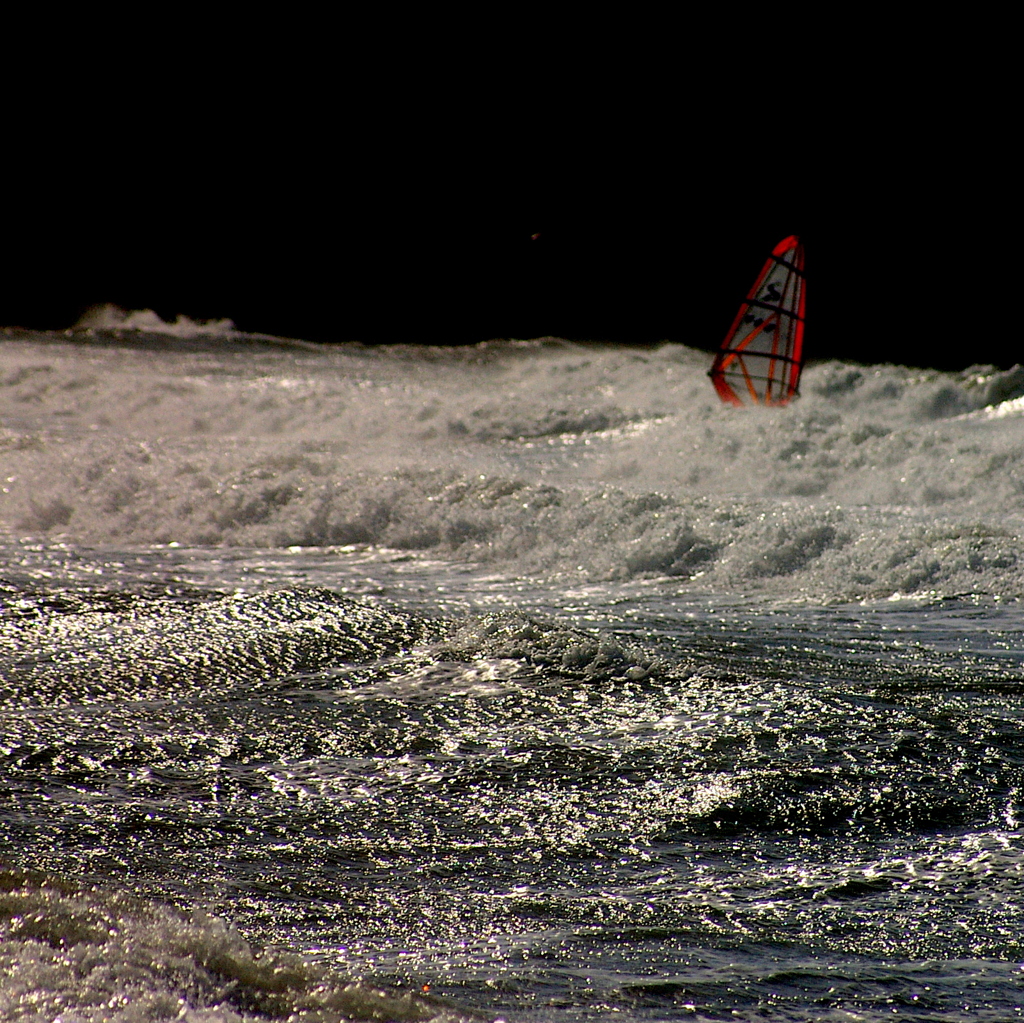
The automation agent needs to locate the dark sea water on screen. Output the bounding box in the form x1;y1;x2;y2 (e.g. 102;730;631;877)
3;319;1024;1021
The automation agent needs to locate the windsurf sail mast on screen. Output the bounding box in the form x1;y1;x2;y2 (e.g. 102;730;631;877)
709;235;805;406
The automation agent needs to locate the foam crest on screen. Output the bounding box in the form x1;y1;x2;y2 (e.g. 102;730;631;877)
0;869;486;1022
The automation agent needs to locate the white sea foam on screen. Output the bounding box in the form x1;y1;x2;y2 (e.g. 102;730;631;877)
0;871;482;1022
2;330;1023;601
962;394;1024;420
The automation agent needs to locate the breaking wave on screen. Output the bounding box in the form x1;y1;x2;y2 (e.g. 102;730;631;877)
3;326;1024;602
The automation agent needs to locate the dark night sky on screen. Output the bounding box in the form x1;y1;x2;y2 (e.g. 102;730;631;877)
2;52;1010;371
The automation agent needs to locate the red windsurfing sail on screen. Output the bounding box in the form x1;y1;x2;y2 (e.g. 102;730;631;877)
710;235;805;406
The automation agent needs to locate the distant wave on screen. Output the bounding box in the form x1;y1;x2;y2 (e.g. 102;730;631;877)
74;303;238;338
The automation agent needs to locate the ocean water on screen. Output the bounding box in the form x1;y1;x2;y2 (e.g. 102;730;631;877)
2;319;1024;1021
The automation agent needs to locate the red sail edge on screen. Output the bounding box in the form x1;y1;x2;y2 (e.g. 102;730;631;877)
710;236;806;407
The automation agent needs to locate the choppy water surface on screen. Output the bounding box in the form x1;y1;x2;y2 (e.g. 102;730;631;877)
3;325;1024;1020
